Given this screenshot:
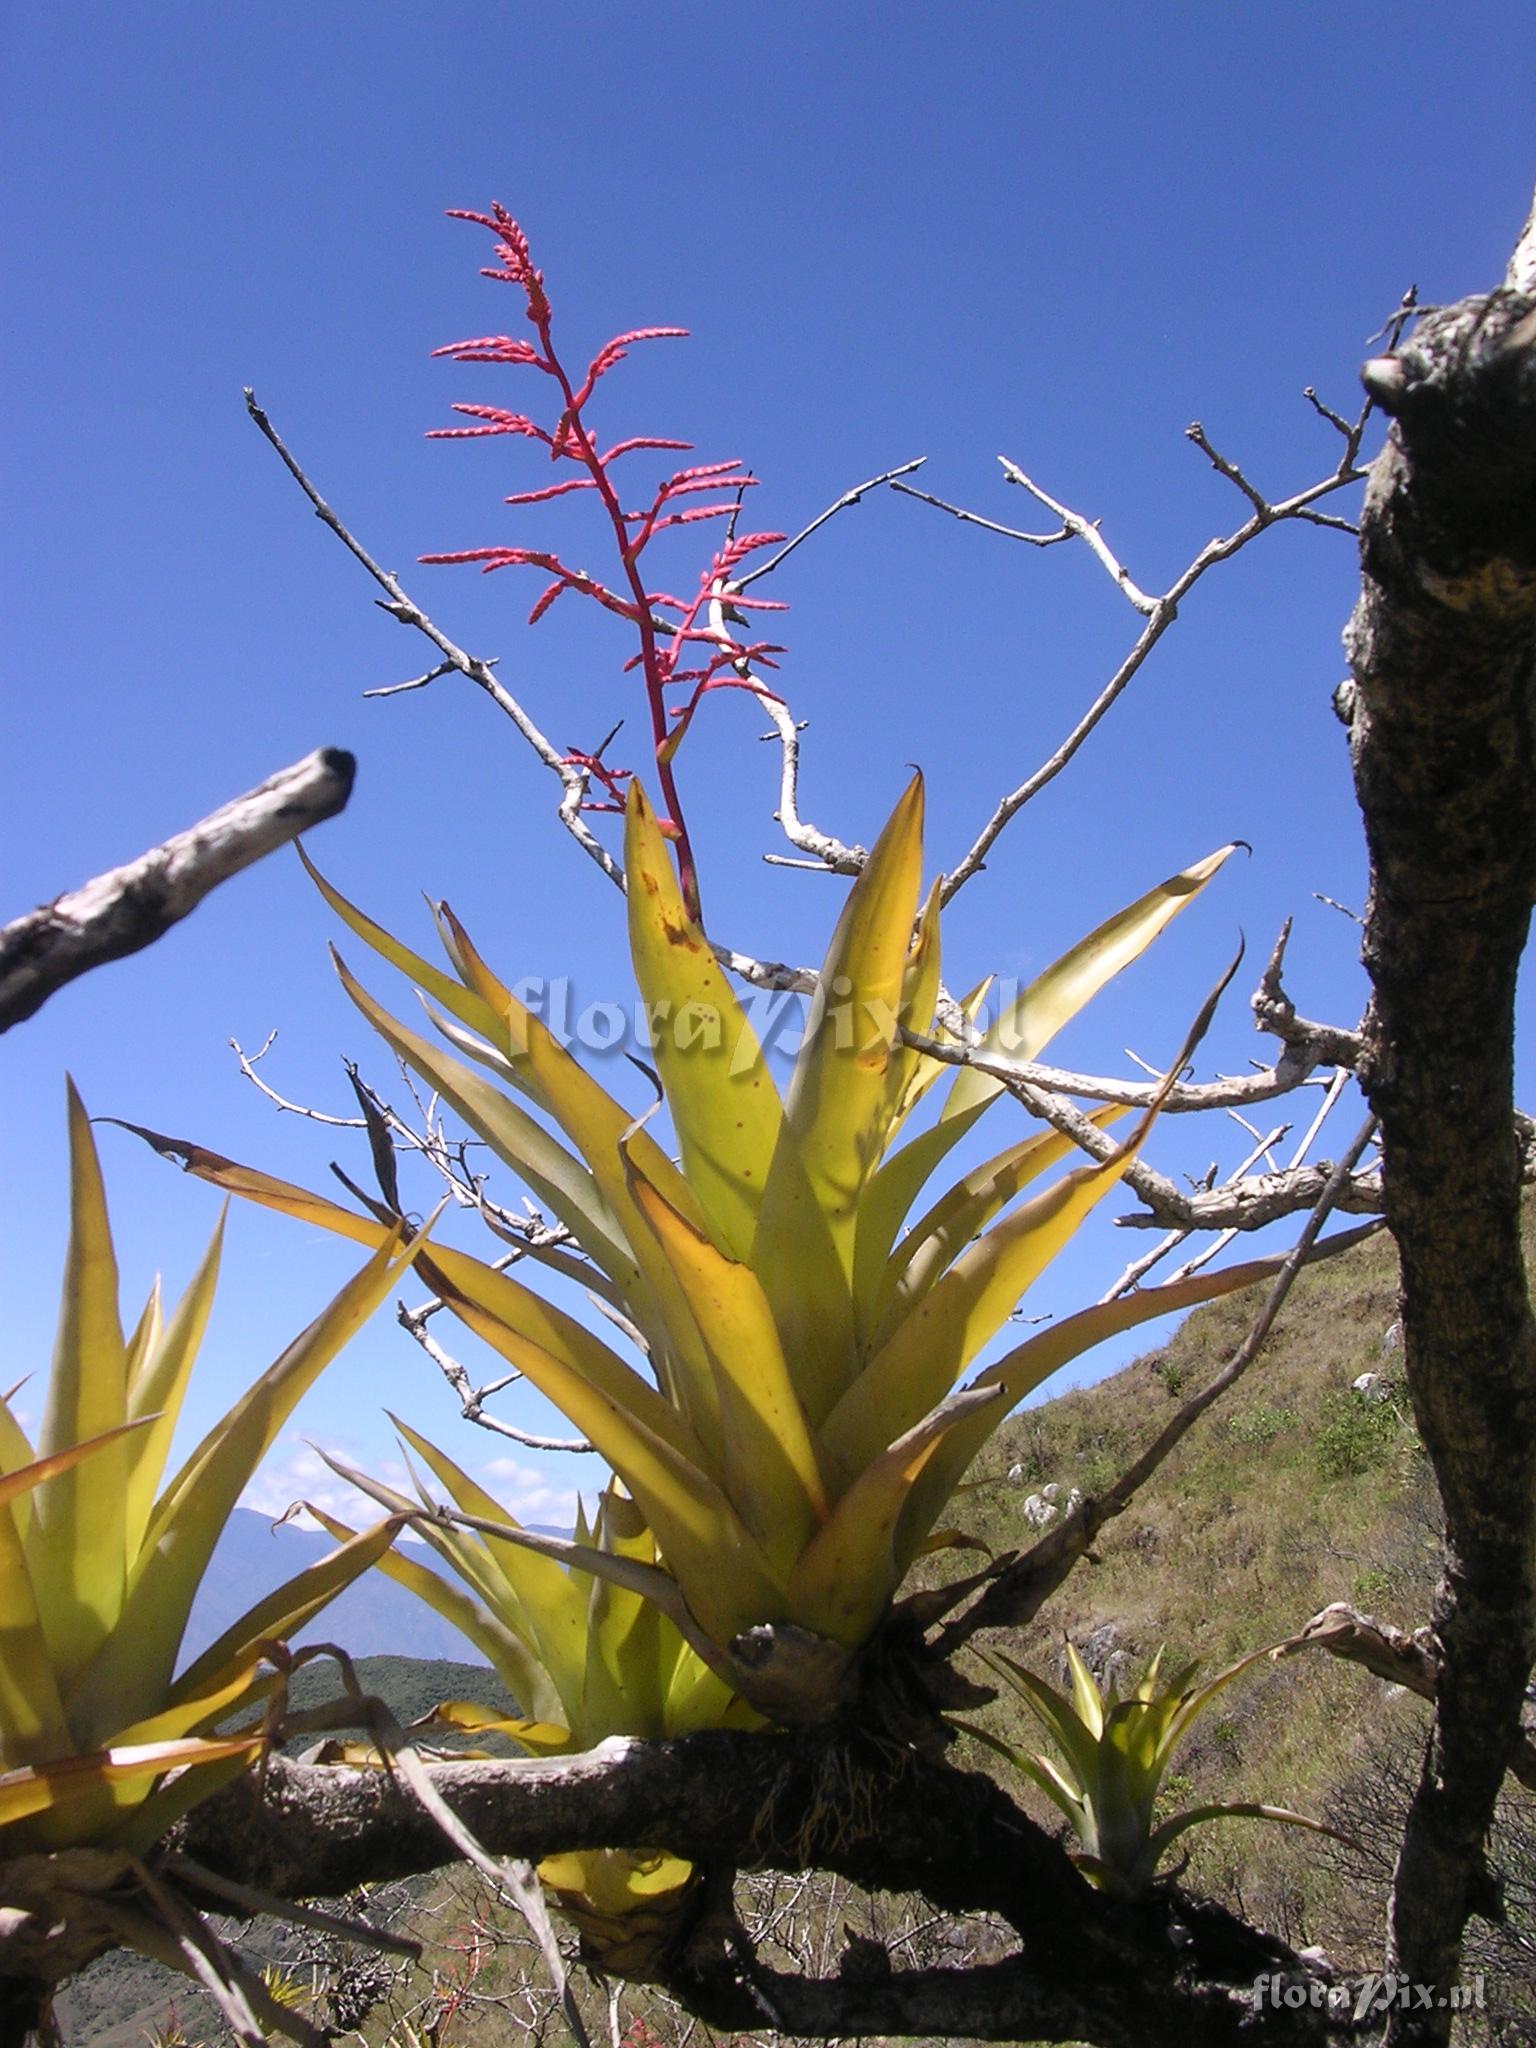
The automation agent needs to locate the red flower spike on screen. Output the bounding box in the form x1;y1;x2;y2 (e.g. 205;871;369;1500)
427;405;553;445
642;475;759;510
599;437;694;466
648;504;746;533
665;460;753;486
582;327;690;388
418;547;529;567
429;206;802;922
603;326;691;353
430;336;543;366
447;204;552;325
562;749;634;809
716;532;787;567
504;480;600;507
528;578;572;623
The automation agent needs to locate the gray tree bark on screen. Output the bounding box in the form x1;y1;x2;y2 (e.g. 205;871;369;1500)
1344;196;1536;2044
0;747;355;1033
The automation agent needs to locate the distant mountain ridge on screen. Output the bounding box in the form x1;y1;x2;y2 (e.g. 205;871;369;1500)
183;1508;478;1666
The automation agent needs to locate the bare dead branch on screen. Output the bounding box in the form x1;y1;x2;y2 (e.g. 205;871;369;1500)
903;1027;1347;1117
1252;920;1368;1070
916;409;1373;901
731;457;927;593
231;1031;368;1129
171;1729;1346;2048
245;390;625;895
0;748;355;1034
395;1298;595;1455
1100;1117;1293;1300
1156;1070;1352;1286
362;656;464;700
903;1023;1381;1231
754;690;865;874
887;477;1073;548
1273;1605;1536;1795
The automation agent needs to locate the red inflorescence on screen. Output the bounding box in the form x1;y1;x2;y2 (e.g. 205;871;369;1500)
424;207;794;920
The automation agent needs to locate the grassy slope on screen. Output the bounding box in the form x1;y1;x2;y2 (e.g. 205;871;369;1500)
956;1216;1440;1952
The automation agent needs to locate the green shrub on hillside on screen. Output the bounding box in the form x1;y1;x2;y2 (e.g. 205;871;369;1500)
1315;1386;1409;1480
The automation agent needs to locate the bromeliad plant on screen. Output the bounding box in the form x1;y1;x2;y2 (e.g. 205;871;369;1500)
309;1444;756;1973
0;1083;422;1855
135;774;1311;1721
963;1641;1342;1898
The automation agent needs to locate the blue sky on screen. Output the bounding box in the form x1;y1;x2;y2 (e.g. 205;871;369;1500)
3;4;1532;1541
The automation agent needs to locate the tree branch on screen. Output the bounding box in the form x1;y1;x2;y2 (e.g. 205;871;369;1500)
168;1729;1355;2046
902;1026;1383;1231
245;390;626;894
0;748;355;1034
1273;1604;1536;1795
903;405;1374;902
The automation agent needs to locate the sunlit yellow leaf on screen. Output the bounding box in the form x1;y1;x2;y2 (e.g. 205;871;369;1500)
626;1157;828;1572
0;1735;263;1851
864;849;1235;1266
624;782;784;1263
944;845;1237;1121
877;881;942;1139
787;1384;1002;1647
31;1083;131;1688
0;1480;67;1764
771;773;925;1268
754;776;926;1420
869;1109;1127;1346
429;1274;786;1648
123;1212;225;1558
167;1515;407;1710
580;1483;671;1741
390;1415;588;1713
333;954;638;1291
894;1241;1321;1569
307;1496;562;1727
411;1699;573;1757
64;1226;423;1747
823;1148;1134;1483
298;843;504;1046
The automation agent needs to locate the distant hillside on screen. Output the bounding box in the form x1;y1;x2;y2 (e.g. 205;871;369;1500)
184;1502;584;1671
952;1208;1532;2016
181;1508;476;1666
955;1219;1432;1952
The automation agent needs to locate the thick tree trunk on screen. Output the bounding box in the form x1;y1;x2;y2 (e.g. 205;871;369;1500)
1343;198;1536;2044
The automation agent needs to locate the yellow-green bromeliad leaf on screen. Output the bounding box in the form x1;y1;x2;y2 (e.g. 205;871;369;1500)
624;783;783;1264
752;775;927;1425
